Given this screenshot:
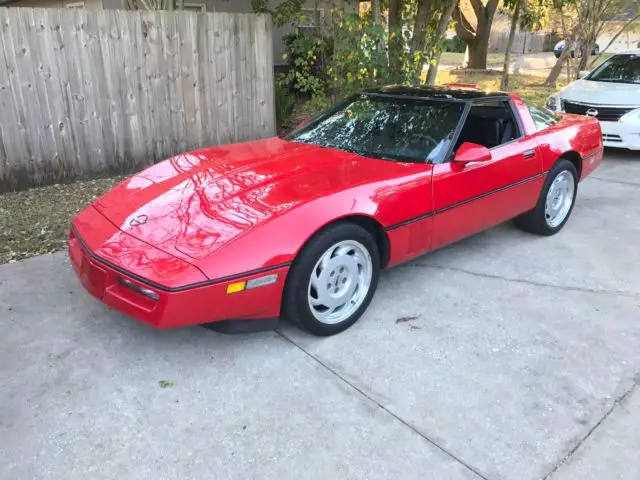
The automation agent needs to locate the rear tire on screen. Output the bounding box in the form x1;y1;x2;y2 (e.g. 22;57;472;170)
282;223;380;336
514;159;578;236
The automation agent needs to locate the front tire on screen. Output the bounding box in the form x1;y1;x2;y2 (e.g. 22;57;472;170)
514;159;578;236
282;223;380;336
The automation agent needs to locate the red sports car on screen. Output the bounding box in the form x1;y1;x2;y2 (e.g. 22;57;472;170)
69;85;603;336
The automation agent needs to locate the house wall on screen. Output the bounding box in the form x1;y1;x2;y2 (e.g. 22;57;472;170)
11;0;102;8
102;0;358;64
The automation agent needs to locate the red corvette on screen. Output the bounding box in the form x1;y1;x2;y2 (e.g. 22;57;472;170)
69;85;603;336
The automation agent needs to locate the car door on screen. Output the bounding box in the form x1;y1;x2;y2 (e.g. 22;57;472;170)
430;99;544;250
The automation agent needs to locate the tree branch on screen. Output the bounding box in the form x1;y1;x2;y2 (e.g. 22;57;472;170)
453;5;477;44
485;0;499;23
590;13;640;67
469;0;485;21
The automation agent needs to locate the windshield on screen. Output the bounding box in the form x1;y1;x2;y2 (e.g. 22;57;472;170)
286;95;465;164
587;54;640;84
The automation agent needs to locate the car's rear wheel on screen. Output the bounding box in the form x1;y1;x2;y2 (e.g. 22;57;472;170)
283;223;380;336
514;159;578;236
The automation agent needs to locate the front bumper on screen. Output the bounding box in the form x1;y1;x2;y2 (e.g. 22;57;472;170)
68;227;289;329
600;121;640;150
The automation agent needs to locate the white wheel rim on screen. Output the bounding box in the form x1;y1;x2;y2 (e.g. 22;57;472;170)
307;240;373;325
545;170;575;228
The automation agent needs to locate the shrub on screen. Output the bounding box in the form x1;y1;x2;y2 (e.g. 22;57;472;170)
328;11;424;96
443;35;466;53
275;80;296;130
280;33;333;97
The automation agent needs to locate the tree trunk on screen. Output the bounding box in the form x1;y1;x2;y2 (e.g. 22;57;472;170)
545;47;573;87
388;0;403;73
426;0;459;84
372;0;381;25
545;5;577;88
467;40;489;69
577;36;596;75
453;0;499;70
500;0;520;90
411;0;432;55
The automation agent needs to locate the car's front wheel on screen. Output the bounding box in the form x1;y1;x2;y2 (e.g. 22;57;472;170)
514;159;578;236
283;223;380;336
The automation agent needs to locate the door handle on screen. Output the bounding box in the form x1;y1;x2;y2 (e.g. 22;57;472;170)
523;149;536;158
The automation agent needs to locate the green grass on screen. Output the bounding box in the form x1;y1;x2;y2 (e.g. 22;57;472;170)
0;176;124;264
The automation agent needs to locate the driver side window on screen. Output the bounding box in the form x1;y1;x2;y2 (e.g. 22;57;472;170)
454;101;521;151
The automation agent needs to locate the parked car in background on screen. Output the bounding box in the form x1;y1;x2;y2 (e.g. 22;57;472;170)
69;85;603;336
553;40;600;58
546;51;640;150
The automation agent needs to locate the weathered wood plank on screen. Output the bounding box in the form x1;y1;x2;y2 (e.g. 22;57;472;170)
180;10;201;151
0;7;275;192
0;8;29;186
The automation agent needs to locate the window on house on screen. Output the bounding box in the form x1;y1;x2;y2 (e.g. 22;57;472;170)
297;8;322;36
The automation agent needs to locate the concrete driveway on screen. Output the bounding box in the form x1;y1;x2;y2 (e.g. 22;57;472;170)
1;149;639;480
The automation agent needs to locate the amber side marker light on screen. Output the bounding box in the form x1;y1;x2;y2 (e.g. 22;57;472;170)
226;274;278;294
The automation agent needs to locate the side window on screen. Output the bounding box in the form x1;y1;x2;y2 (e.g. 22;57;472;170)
527;103;560;132
455;101;521;151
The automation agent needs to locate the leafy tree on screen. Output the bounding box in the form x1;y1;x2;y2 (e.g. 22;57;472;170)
590;9;640;66
544;0;637;86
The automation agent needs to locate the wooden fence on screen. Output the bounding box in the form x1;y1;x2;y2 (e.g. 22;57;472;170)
0;8;275;192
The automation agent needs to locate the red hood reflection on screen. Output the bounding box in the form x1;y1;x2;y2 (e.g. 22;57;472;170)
93;137;401;264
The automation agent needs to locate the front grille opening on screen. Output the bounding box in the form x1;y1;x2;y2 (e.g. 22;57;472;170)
563;101;634;122
603;134;623;142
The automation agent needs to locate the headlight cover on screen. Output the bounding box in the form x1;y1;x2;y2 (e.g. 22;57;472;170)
619;108;640;124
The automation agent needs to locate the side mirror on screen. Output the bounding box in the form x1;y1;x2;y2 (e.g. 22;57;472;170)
579;70;590;79
453;142;492;164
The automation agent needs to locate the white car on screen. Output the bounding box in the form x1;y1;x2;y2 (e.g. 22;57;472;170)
546;51;640;150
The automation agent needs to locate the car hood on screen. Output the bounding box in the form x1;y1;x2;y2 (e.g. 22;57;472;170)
560;79;640;106
93;137;398;268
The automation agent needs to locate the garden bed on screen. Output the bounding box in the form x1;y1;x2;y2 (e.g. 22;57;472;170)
0;176;123;264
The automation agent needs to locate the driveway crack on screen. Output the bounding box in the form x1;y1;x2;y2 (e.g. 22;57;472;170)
276;330;489;480
541;379;639;479
411;263;639;299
